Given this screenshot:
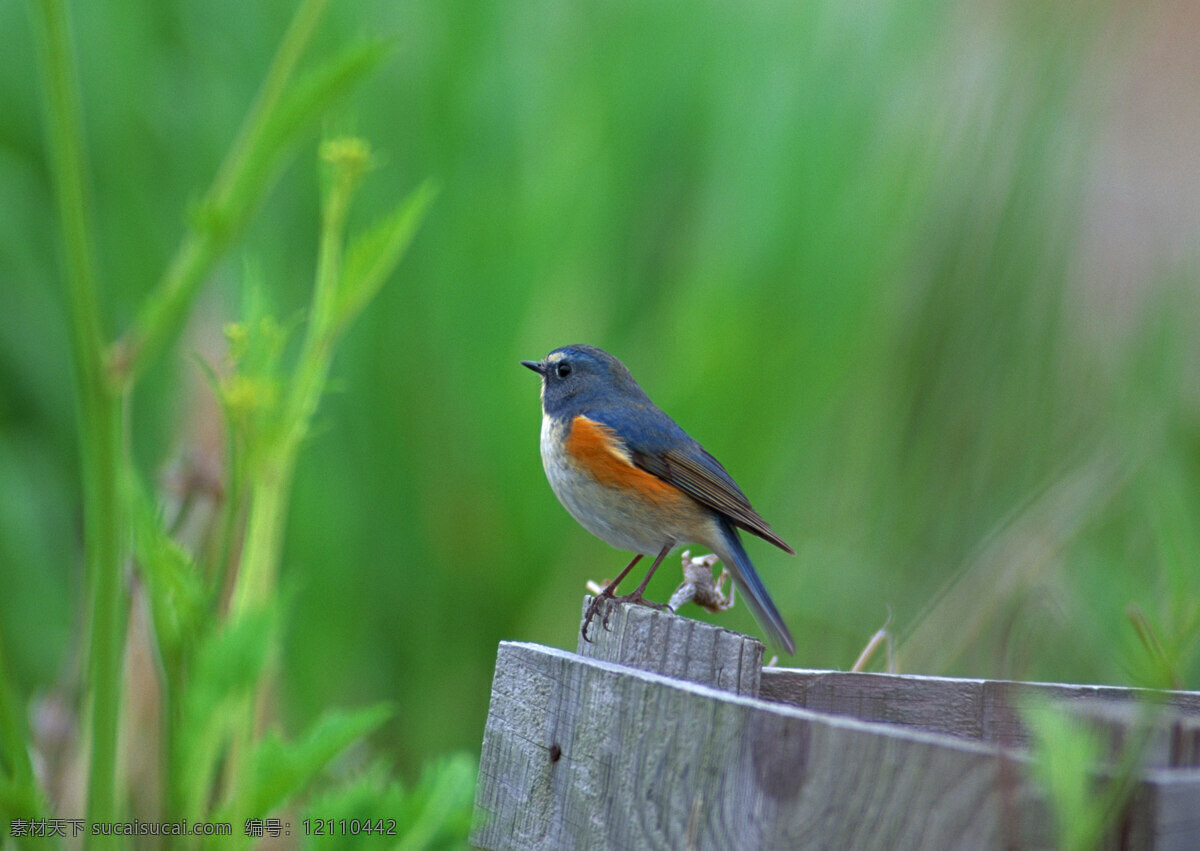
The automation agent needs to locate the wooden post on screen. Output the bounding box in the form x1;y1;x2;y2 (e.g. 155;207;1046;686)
574;596;763;696
472;602;1200;850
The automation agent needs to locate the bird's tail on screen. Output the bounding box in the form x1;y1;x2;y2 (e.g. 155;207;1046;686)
711;517;795;655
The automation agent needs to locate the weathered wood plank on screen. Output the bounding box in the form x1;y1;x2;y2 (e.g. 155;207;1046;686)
761;669;987;739
475;605;1200;849
1131;772;1200;850
1058;700;1200;770
980;680;1200;754
762;668;1200;755
574;596;763;696
473;642;1057;850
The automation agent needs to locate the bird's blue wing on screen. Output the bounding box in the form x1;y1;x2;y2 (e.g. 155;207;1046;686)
588;402;794;554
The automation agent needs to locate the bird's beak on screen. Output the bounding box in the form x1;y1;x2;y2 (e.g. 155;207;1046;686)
521;360;545;375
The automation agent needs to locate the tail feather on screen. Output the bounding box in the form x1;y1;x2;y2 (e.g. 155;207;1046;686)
711;517;795;655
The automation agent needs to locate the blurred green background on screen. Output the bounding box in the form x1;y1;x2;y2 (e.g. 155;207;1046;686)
3;0;1199;782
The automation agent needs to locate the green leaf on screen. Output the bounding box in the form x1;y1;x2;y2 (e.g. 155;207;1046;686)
1024;699;1107;851
0;630;45;827
301;761;408;851
238;703;394;818
300;753;476;851
129;482;207;663
394;753;476;851
185;606;278;725
333;179;438;337
215;40;391;239
175;606;278;817
214;272;302;467
0;775;47;832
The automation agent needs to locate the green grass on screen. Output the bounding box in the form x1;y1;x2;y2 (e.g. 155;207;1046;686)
3;0;1198;841
14;0;457;842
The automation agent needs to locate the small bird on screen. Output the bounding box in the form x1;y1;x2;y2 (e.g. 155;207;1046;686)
522;344;795;654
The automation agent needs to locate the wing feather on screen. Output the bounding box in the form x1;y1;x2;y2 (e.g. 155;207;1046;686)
585;403;794;555
630;446;795;554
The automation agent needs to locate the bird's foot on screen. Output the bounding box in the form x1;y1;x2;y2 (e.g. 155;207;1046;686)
581;589;670;643
582;589;615;643
612;591;670;612
581;546;672;643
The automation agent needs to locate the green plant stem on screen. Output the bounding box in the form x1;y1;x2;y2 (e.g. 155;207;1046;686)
111;0;330;383
212;408;246;599
229;143;361;619
232;467;295;621
222;145;365;824
30;0;126;827
0;627;39;815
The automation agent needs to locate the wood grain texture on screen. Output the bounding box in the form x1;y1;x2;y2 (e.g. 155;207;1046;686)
1131;773;1200;849
473;642;1056;850
576;596;763;696
474;603;1200;849
760;669;1200;756
1057;700;1200;769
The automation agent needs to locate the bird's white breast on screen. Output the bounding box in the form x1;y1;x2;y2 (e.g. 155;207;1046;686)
539;414;710;556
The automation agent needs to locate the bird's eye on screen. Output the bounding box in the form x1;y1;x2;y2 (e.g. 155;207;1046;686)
555;361;572;379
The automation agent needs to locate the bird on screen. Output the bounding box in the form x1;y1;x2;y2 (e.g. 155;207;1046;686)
521;344;795;654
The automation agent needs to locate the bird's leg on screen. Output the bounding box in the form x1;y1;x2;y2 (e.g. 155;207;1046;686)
582;553;643;643
614;543;673;611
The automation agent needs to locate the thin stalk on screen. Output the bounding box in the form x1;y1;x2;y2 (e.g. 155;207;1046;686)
30;0;126;827
111;0;330;383
210;411;245;601
222;143;367;820
229;140;365;618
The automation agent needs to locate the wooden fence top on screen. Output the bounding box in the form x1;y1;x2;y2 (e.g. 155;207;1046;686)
472;599;1200;850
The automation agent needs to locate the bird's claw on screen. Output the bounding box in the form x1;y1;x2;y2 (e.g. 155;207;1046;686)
581;592;611;643
582;588;670;643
